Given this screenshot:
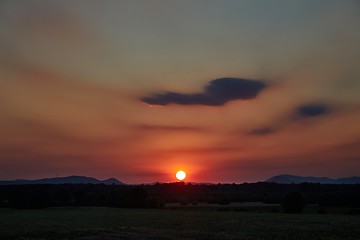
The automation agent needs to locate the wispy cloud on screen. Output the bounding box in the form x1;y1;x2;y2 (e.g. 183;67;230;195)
135;124;207;132
249;102;333;136
249;127;276;136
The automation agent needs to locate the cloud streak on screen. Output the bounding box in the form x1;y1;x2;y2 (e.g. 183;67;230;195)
135;124;206;132
141;78;267;106
249;127;276;136
249;103;333;136
296;103;330;118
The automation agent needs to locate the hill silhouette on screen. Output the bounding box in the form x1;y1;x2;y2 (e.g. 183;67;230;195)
0;176;125;185
266;174;360;184
1;174;360;185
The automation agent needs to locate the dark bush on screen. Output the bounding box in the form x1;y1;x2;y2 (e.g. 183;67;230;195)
217;198;230;205
344;209;360;215
318;208;328;214
271;207;280;213
125;187;148;208
10;188;49;209
216;207;231;211
234;207;248;212
180;199;189;206
282;192;305;213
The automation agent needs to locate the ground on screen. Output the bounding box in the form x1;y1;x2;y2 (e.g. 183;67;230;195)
0;206;359;240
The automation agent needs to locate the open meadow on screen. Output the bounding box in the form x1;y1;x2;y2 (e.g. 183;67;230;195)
0;206;359;240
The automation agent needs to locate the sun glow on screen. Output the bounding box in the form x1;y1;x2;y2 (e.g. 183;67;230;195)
176;170;186;181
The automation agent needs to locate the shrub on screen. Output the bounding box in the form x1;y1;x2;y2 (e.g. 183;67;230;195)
180;199;189;206
271;207;280;213
318;208;328;214
125;187;148;208
282;192;305;213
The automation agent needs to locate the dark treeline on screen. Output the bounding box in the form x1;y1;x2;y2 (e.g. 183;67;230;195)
0;182;359;209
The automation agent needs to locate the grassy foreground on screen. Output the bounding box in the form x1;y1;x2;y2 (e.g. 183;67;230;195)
0;207;359;240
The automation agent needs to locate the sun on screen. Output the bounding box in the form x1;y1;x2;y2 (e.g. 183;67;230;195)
176;170;186;181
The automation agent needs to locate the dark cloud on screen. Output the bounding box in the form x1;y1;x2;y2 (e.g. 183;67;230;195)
249;127;276;136
135;124;206;132
141;78;267;106
249;103;332;136
297;103;330;117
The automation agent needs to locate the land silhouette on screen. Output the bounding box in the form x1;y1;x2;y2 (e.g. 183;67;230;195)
2;174;360;185
1;176;359;210
1;175;360;239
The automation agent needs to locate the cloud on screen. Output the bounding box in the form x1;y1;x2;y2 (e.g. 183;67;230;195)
135;124;206;132
249;103;332;136
141;77;267;106
296;103;330;117
249;127;276;136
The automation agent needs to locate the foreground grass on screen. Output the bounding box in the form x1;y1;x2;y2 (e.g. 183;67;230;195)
0;207;359;240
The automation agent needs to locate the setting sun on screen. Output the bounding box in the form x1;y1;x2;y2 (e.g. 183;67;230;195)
176;171;186;181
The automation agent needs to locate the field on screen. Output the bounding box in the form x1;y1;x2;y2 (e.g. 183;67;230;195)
0;206;359;240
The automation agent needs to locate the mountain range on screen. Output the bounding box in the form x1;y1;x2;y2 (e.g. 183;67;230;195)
0;176;124;185
1;174;359;185
266;174;360;184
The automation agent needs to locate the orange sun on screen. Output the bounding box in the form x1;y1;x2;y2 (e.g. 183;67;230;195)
176;170;186;181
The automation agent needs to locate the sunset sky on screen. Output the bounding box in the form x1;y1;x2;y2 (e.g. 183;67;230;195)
1;0;359;183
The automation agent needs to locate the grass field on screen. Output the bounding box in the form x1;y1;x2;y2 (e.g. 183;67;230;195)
0;207;359;240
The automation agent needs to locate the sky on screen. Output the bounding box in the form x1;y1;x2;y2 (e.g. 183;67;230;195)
0;0;359;183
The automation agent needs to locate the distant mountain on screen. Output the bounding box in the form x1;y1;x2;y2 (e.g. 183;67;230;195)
0;176;125;185
101;178;124;185
266;174;360;184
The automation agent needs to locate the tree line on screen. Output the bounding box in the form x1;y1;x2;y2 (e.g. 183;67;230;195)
0;182;359;210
